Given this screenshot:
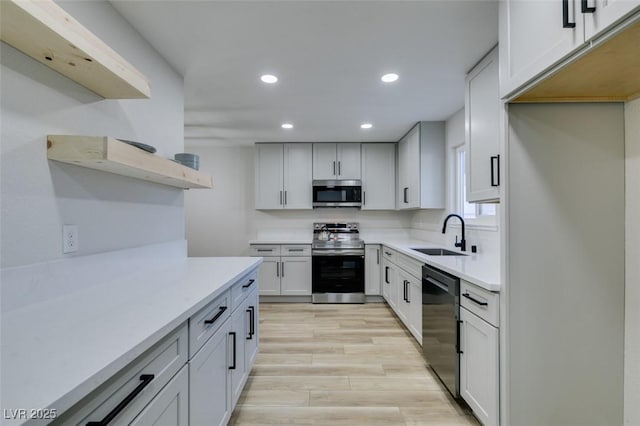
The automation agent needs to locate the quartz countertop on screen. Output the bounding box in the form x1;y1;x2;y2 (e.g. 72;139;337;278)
1;257;262;425
249;236;500;291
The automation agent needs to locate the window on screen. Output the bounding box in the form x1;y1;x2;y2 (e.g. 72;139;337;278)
455;145;496;219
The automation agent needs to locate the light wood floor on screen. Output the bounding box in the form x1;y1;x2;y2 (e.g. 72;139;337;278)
229;303;479;426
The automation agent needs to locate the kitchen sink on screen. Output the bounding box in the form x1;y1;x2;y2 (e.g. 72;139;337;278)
411;248;467;256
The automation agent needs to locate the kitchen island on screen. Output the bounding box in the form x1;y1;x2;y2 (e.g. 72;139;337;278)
1;253;261;425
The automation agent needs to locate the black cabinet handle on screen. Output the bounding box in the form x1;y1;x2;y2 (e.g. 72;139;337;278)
276;261;279;277
403;187;408;203
456;320;464;354
385;266;389;284
363;191;366;206
242;279;255;289
333;161;336;175
281;261;285;277
406;281;410;303
229;332;237;370
403;280;408;302
490;155;500;187
338;161;341;176
581;0;596;13
86;374;155;425
256;249;273;252
563;0;576;28
280;190;283;205
247;306;255;339
204;306;227;325
376;248;380;265
284;190;287;205
462;292;489;306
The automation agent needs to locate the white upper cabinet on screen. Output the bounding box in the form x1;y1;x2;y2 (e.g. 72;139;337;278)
584;0;640;40
283;144;313;209
255;144;312;210
466;47;501;203
313;143;361;180
500;0;639;98
361;143;396;210
397;122;445;210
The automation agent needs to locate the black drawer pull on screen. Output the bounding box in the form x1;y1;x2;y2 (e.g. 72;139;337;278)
581;0;596;13
385;266;389;284
204;306;227;324
490;155;500;187
256;249;273;252
229;332;237;370
86;374;154;425
403;187;408;203
247;306;255;339
462;293;488;306
242;279;255;288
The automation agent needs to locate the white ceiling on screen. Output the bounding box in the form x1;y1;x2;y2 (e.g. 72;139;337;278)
111;0;498;146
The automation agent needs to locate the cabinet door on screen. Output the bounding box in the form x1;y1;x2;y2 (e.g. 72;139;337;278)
312;143;337;179
336;143;361;179
244;289;259;369
365;245;381;295
362;143;396;210
190;320;232;426
398;125;420;209
257;257;281;296
229;304;247;407
395;269;411;325
584;0;640;40
381;259;391;301
130;366;189;426
460;307;499;426
407;278;422;344
499;0;584;98
284;143;312;209
385;262;400;311
280;257;312;295
466;47;501;203
255;144;284;209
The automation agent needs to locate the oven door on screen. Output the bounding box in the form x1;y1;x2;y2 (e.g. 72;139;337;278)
312;253;365;303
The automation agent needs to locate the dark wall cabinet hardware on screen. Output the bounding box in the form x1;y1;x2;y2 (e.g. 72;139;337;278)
562;0;576;28
242;279;255;289
456;320;464;354
276;262;280;277
363;191;366;205
247;306;255;340
256;249;273;252
338;161;342;175
581;0;596;13
376;249;380;265
204;306;227;325
333;161;336;175
462;292;489;306
287;249;304;252
490;155;500;187
280;190;283;205
403;187;409;203
281;262;285;277
86;374;155;425
284;191;287;205
229;332;237;370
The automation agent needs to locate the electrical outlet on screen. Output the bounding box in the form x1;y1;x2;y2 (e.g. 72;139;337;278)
63;225;78;253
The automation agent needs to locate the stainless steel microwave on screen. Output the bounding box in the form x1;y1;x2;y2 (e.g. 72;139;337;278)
312;180;362;208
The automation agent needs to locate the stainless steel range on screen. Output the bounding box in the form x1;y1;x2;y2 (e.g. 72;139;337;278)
311;222;365;303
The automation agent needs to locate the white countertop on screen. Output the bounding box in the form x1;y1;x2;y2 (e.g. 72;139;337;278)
1;257;262;425
250;237;500;291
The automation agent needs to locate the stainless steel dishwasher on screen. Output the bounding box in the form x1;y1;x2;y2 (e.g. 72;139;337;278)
422;264;460;398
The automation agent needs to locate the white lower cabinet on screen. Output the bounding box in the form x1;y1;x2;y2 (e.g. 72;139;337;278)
459;306;499;426
190;318;233;426
251;244;311;296
382;247;422;346
244;289;259;368
365;244;382;295
229;300;248;407
130;366;189;426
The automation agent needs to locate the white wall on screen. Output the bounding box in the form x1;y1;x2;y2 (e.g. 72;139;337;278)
185;145;413;257
0;0;185;268
411;108;500;256
625;98;640;425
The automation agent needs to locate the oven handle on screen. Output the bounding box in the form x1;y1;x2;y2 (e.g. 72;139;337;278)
312;250;365;256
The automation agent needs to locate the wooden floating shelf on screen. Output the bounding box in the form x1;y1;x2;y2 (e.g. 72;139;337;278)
514;18;640;103
47;135;213;189
0;0;151;99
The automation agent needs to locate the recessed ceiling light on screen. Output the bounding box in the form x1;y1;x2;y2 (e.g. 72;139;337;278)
281;123;293;129
360;123;373;129
381;73;399;83
261;74;278;84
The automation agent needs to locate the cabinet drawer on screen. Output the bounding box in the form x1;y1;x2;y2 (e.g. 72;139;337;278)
460;280;499;327
230;270;258;311
190;291;231;356
53;323;188;425
250;245;281;256
281;244;311;256
382;247;400;262
383;246;421;280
